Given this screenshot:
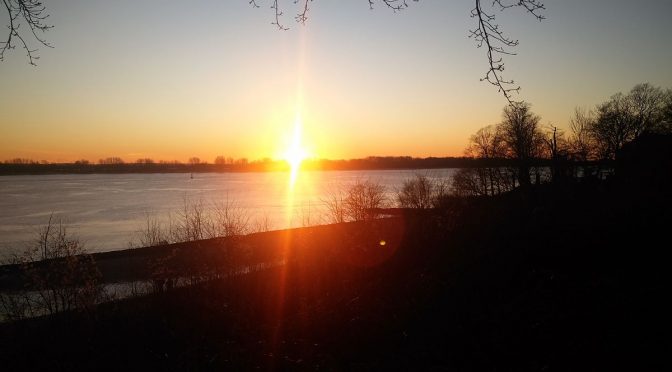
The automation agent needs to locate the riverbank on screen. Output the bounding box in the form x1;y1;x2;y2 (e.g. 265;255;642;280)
0;217;407;291
1;180;669;370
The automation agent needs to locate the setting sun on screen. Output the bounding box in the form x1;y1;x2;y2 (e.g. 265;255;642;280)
283;115;308;185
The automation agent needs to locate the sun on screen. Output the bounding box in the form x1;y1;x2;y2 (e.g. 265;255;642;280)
283;116;308;186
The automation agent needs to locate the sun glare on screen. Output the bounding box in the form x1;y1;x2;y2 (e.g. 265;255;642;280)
284;116;308;186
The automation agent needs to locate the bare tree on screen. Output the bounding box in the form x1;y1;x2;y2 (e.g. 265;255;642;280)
465;125;511;195
591;83;668;160
451;168;489;197
466;125;504;160
322;186;348;224
344;180;388;221
132;196;252;245
130;211;168;248
397;174;434;209
98;157;124;165
253;212;272;232
498;102;543;187
1;215;103;319
322;180;388;222
567;107;597;162
628;83;667;136
171;197;208;242
661;89;672;133
540;124;570;183
207;196;251;238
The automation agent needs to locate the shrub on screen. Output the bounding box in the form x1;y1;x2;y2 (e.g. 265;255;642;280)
397;175;435;209
344;180;388;221
0;215;103;320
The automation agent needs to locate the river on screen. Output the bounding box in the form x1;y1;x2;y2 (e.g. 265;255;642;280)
0;169;457;255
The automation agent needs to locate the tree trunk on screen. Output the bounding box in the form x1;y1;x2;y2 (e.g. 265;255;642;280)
518;161;531;188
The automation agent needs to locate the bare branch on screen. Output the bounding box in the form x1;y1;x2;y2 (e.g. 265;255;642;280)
368;0;414;12
295;0;311;24
470;0;545;105
3;0;545;106
1;0;52;65
271;0;289;30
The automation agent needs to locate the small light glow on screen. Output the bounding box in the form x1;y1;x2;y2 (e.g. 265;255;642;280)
379;240;386;246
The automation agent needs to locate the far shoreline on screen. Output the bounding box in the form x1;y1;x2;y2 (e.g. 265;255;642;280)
0;156;599;176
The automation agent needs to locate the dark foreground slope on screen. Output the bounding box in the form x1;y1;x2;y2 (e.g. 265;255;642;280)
1;178;670;371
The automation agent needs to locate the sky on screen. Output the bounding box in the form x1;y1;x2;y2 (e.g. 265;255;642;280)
1;0;671;163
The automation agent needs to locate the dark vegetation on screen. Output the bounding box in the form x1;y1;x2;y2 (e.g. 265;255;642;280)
452;83;672;196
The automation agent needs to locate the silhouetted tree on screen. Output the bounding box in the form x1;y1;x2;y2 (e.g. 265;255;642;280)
188;157;201;165
130;212;167;248
342;180;388;221
541;125;569;183
0;215;103;319
629;83;667;135
591;83;668;160
397;174;434;209
4;158;37;164
567;107;597;162
498;102;543;187
322;187;348;224
661;89;672;133
465;125;511;195
451;168;489;197
98;157;124;165
207;197;251;238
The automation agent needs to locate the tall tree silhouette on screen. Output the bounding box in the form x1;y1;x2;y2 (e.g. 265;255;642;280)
465;125;509;195
568;107;597;162
591;83;668;160
498;102;543;187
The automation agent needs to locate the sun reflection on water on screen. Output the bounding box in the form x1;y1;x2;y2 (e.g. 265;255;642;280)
283;115;308;188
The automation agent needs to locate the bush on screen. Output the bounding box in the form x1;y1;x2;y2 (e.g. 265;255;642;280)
323;180;388;223
397;174;446;209
0;215;103;320
344;180;388;221
130;196;252;248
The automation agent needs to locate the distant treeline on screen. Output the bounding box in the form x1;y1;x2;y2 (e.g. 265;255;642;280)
0;156;578;176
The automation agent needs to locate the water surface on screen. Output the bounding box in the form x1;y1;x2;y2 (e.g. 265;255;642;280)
0;169;456;255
